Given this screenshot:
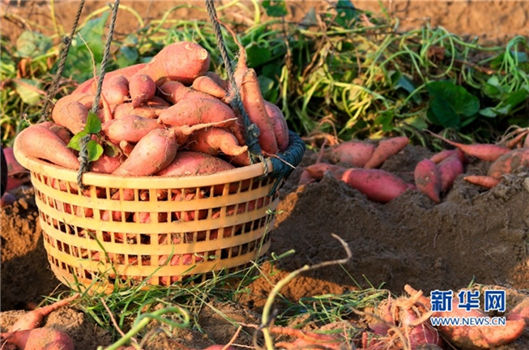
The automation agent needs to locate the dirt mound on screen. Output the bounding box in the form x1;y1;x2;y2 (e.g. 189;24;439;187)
243;146;529;307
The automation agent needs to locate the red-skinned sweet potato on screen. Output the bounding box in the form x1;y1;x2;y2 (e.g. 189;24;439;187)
488;148;529;179
414;159;441;203
438;154;464;191
157;151;234;177
129;74;156;108
192;75;227;99
14;125;80;170
327;140;375;167
137;42;210;84
364;136;409;169
264;101;289;152
52;97;89;134
113;128;178;176
103;115;162;143
341;168;412;203
187;128;248;157
102;75;129;105
1;327;74;350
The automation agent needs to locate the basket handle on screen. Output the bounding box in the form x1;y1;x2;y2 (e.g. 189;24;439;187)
204;0;305;183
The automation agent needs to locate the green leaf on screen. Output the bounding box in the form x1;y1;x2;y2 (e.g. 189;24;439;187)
482;76;504;99
67;130;88;151
86;140;104;161
479;107;498;118
334;0;358;26
117;46;139;68
375;111;394;132
14;79;42;105
62;12;110;82
426;80;480;128
84;111;102;134
262;0;288;17
16;31;52;58
246;44;272;67
258;75;277;101
299;8;318;27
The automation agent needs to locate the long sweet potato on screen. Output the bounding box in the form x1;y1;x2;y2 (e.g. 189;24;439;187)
73;63;146;95
103;115;162;143
39;121;72;144
137;42;210;84
464;175;500;188
14;125;80;169
90;154;123;174
364;136;409;169
1;327;74;350
240;69;279;154
327;140;375;167
414;159;441;203
187;128;248;156
341;168;412;203
488;148;529;179
159;96;236;128
113;128;178;176
428;132;510;162
264;101;289;152
114;101;167;120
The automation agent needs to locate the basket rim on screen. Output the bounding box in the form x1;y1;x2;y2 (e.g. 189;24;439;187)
14;146;274;188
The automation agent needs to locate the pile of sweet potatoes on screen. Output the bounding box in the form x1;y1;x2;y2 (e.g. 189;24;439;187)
300;129;529;204
14;40;289;178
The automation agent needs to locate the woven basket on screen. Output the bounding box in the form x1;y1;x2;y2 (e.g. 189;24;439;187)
14;148;280;292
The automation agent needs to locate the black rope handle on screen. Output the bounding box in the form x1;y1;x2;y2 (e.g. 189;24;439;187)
204;0;305;185
77;0;121;189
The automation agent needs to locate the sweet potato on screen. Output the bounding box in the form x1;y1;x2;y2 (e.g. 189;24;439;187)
39;121;72;144
414;159;441;203
129;74;156;108
524;133;529;148
103;115;162;143
187;128;248;156
401;308;441;348
430;149;465;164
464;175;500;188
364;136;409;169
487;148;529;179
10;294;78;332
305;163;346;180
438;154;464;191
508;298;529;323
90;154;122;174
192;75;227;99
328;140;375;167
113;128;178;176
157;151;234;177
159;96;236;128
205;71;229;90
227;152;251;167
119;140;134;156
137;42;210;84
428;132;510;162
102;75;129;105
1;327;74;350
341;168;412;203
298;169;316;185
14;125;80;170
114;102;167;120
264;101;289;152
240;69;279;154
52;97;89;134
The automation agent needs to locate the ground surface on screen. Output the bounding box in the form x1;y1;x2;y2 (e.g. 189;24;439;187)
1;1;529;349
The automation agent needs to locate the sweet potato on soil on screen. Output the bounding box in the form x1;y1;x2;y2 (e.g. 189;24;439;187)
191;75;227;99
103;115;162;143
341;168;412;203
264;101;289;152
137;42;210;84
327;140;375;167
464;175;500;188
414;159;441;203
129;74;156;108
52;97;89;134
157;151;234;177
438;154;464;192
487;148;529;179
430;149;465;164
113;128;178;176
1;327;74;350
364;136;409;169
14;125;80;170
428;132;510;162
102;75;129;105
187;128;248;156
10;294;79;332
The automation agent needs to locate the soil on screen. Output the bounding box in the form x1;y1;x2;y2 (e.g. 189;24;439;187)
1;146;529;349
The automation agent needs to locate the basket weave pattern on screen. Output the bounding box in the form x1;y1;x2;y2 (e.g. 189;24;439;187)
15;149;279;290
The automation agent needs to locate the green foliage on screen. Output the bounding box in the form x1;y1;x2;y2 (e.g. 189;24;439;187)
16;31;53;58
68;112;103;162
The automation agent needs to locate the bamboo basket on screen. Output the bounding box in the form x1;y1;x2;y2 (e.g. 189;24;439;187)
14;148;280;292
